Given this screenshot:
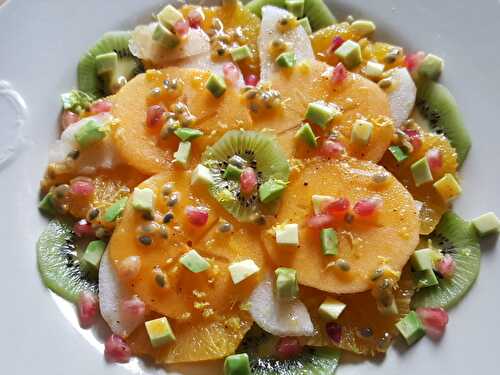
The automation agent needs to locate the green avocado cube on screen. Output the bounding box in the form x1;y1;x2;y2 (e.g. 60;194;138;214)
224;353;251;375
191;164;214;186
414;269;439;289
388;145;408;163
180;249;210;273
174;128;204;142
295;123;318;148
276;51;297;68
298;17;312;35
335;40;362;69
60;90;93;114
157;4;184;29
419;53;444;81
351;119;373;146
230;45;253;62
152;23;180;49
132;187;155;212
472;212;500;237
305;101;341;128
206;74;227;98
174;141;191;168
103;197;128;222
95;52;118;76
285;0;304;18
259;179;287;204
311;194;334;215
411;248;436;271
82;240;106;274
74;119;108;149
396;311;425;345
275;267;299;300
318;297;346;321
350;20;376;37
223;164;243;180
39;192;56;216
320;228;338;256
411;157;433;187
275;223;299;246
145;317;176;348
365;60;385;80
228;259;260;284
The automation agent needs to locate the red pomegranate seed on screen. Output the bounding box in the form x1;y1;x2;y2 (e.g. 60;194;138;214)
188;8;204;28
104;334;132;363
146;105;166;128
240;168;258;195
437;254;456;279
61;110;80;130
90;100;113;114
325;198;350;217
185;206;209;226
426;148;443;172
331;62;348;85
327;36;344;54
70;179;95;197
121;295;146;323
275;337;303;360
319;140;345;159
117;256;142;280
245;74;259;87
416;307;449;340
223;62;240;86
73;219;94;237
353;197;382;217
405;51;426;73
326;322;342;344
78;291;99;328
307;214;334;229
174;19;190;38
404;129;422;151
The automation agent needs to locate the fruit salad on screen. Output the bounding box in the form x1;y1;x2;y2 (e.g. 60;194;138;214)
37;0;499;373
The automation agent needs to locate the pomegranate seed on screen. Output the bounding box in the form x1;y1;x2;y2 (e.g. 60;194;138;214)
319;140;345;159
185;206;209;226
353;197;383;217
327;36;344;54
121;295;146;323
104;334;131;363
223;63;241;86
61;110;80;130
404;129;422;151
90;100;113;114
416;307;449;340
117;256;142;280
307;214;334;229
426;148;443;172
146;105;165;128
70;179;95;197
326;322;342;344
174;19;190;38
188;9;204;28
240;168;257;195
437;254;456;279
331;63;348;85
325;198;350;217
405;51;426;73
73;219;94;237
245;74;259;87
275;337;303;360
78;291;99;328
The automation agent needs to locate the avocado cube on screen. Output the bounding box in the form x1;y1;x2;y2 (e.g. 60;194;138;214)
174;141;191;168
298;17;312;35
472;212;500;237
433;173;462;201
350;20;376;37
419;53;444;81
311;194;334;215
275;267;299;300
396;311;425;345
103;197;128;223
39;192;56;216
145;317;176;348
351;119;373;146
191;164;214;186
285;0;304;18
223;164;243;180
295;123;318;148
259;179;287;203
152;22;180;49
411;248;436;271
174;128;204;142
179;249;210;273
206;74;227;98
132;187;155;212
320;228;338;256
388;145;408;163
411;157;433;187
414;269;439;289
82;240;106;274
224;353;251;375
95;52;118;76
275;223;299;246
318;297;346;321
228;259;260;284
335;40;362;69
305;101;341;128
157;4;184;29
276;51;297;68
365;61;385;80
230;45;253;62
74;119;108;149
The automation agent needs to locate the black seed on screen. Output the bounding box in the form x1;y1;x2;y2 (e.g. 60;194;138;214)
142;211;154;220
163;212;174;223
139;235;152;246
359;327;373;338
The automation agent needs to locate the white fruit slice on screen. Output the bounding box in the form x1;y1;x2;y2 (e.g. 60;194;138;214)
248;275;314;337
258;6;315;82
386;68;417;128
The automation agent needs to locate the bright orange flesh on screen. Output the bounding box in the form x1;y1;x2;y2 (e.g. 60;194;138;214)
261;157;419;294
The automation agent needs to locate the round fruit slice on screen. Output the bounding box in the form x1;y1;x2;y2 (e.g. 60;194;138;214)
37;220;98;303
411;211;480;309
202;130;290;223
110;67;253;175
262;157;420;294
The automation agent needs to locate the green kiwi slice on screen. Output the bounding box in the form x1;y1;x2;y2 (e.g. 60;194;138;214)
77;31;143;98
37;220;98;303
245;0;337;30
415;80;471;166
411;211;480;310
238;326;341;375
202;130;290;223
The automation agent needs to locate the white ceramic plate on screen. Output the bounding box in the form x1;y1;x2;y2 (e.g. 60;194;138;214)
1;0;499;374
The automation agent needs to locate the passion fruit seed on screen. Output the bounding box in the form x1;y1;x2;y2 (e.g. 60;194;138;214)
162;183;174;195
163;212;174;223
336;259;351;272
138;235;153;246
378;77;392;89
167;193;179;207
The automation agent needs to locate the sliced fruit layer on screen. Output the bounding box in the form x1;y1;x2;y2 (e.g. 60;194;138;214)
262;157;420;294
411;212;480;309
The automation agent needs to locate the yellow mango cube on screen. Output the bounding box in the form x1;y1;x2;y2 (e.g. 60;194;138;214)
433;173;462;201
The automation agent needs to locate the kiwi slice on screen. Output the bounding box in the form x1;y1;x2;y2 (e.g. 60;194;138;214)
411;211;480;309
77;31;143;98
238;326;341;375
37;220;98;303
415;80;471;166
202;130;290;222
245;0;337;30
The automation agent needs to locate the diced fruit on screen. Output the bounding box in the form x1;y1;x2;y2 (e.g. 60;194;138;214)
174;141;191;168
75;119;108;148
418;53;444;80
145;317;176;348
82;240;106;275
146;104;165;128
437;254;456;279
275;267;299;300
351;119;373;146
73;219;94;237
228;259;260;284
334;40;362;68
185;206;209;226
318;297;346;321
39;193;55;216
223;164;243;180
416;307;448;340
295;123;318;148
320;228;338;256
433;173;462;201
365;61;384;80
157;5;185;29
324;197;350;217
105;334;132;363
350;19;376;36
275;224;299;246
411;157;433;187
353;197;381;217
311;195;334;215
191;164;214;186
411;248;436;271
103;197;128;222
396;311;425;346
224;353;251;375
206;74;227;98
179;249;210;273
331;62;348;84
305;101;341;128
276;51;297;68
95;52;118;76
414;269;439;289
132;187;155;212
275;337;303;360
152;23;180;49
472;212;500;237
388;145;408;163
78;291;99;328
299;17;312;34
240;167;258;196
285;0;304;18
259;179;287;203
230;45;253;61
174;128;204;142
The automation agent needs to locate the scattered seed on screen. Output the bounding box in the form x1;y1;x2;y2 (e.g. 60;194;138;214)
371;268;384;281
163;212;174;223
159;225;168;239
359;327;373;338
336;259;351;272
95;227;109;239
372;172;390;184
167;193;179;207
162;183;174;195
53;184;70;199
377;332;392;351
383;48;401;64
150;87;162;97
218;221;233;233
344;212;354;224
67;149;80;160
138;235;152;246
346;15;354;23
87;208;100;221
142;211;154;221
154;267;167;287
378;77;392;89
